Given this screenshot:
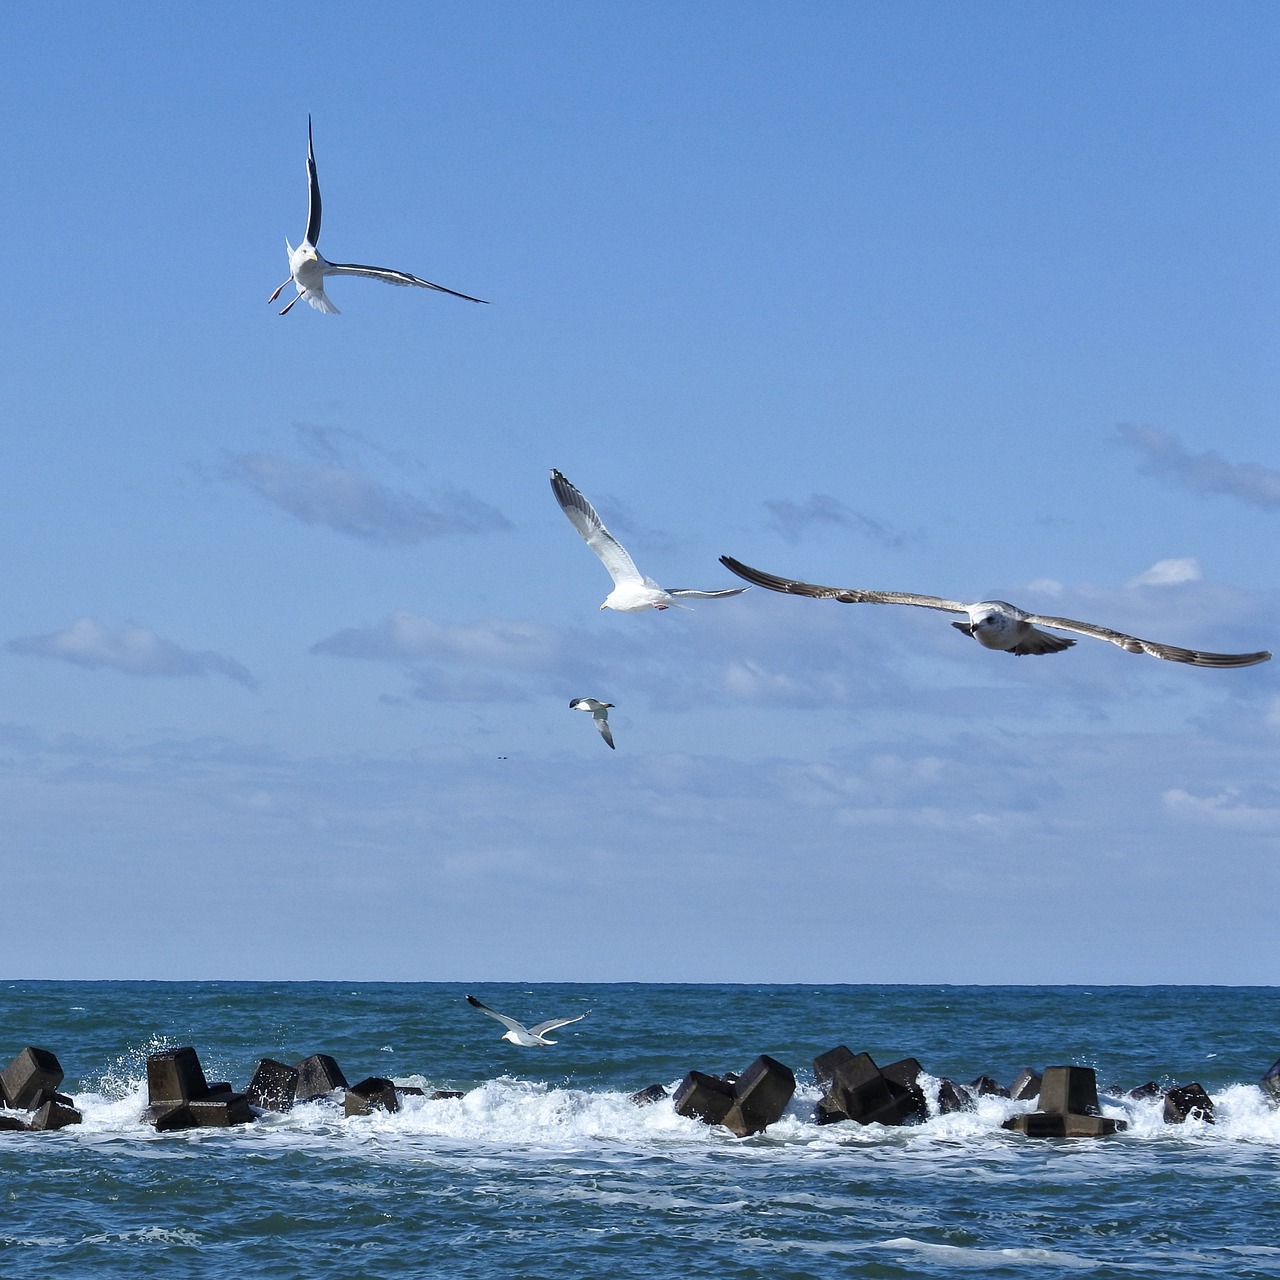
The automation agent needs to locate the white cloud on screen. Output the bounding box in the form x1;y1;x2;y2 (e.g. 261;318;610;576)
223;427;511;544
7;618;257;688
1119;425;1280;510
765;493;905;547
1161;788;1280;832
1128;558;1202;588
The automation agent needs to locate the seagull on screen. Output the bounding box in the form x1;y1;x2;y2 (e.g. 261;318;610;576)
551;469;748;611
569;697;615;748
466;995;589;1046
268;116;487;316
719;556;1272;668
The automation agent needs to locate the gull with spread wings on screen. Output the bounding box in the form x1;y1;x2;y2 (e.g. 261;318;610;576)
466;995;589;1046
268;116;487;316
569;697;616;748
551;469;748;611
719;556;1271;668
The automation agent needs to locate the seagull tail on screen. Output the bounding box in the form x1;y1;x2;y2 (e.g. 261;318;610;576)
304;288;340;315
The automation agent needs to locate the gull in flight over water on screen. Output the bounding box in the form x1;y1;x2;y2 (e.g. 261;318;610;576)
551;469;748;611
268;116;488;316
719;557;1271;668
466;995;589;1046
569;697;615;748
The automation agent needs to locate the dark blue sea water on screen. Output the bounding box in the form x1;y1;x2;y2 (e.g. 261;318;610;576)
2;983;1278;1278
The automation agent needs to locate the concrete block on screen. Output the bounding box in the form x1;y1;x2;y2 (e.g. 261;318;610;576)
881;1058;929;1124
344;1077;400;1117
936;1078;972;1114
295;1054;348;1101
673;1071;736;1126
147;1047;209;1106
1039;1066;1099;1117
246;1059;298;1112
1163;1083;1214;1124
30;1098;81;1130
813;1047;891;1124
190;1093;254;1127
815;1049;922;1126
1;1047;65;1111
152;1104;200;1132
968;1074;1009;1098
1003;1112;1125;1138
723;1055;795;1136
1261;1057;1280;1104
1127;1080;1162;1100
0;1114;31;1132
1009;1068;1042;1102
428;1090;465;1101
629;1084;668;1106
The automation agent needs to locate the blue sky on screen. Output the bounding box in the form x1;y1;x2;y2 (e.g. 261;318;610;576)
2;1;1277;982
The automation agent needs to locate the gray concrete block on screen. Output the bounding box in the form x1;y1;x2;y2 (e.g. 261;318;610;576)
147;1047;209;1107
30;1098;81;1130
1;1047;65;1111
673;1071;736;1126
629;1084;668;1106
1009;1068;1041;1102
246;1059;298;1112
295;1054;348;1101
1039;1066;1099;1117
344;1077;400;1117
724;1055;795;1136
1163;1083;1214;1124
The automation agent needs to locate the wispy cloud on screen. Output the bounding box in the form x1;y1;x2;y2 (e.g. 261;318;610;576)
1118;425;1280;510
7;618;257;688
223;427;511;544
313;612;569;670
765;494;905;547
1128;557;1201;588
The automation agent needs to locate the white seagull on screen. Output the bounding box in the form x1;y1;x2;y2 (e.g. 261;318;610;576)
268;116;487;316
466;995;589;1046
551;469;748;612
720;556;1272;668
569;697;615;748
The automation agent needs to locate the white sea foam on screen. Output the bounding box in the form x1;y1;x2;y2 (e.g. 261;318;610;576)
47;1071;1280;1156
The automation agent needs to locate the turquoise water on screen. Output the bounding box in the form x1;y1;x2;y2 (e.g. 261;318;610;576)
2;983;1279;1278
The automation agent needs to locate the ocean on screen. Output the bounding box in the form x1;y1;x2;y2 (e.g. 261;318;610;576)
1;982;1278;1278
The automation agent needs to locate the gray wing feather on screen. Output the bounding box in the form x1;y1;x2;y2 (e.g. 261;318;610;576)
529;1012;589;1036
551;470;644;586
466;995;528;1035
667;587;749;599
1025;613;1271;667
304;115;322;247
719;557;968;613
322;261;487;302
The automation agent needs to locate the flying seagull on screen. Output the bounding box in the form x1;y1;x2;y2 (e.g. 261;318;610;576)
719;556;1272;668
551;469;748;611
569;697;615;748
465;995;589;1046
268;116;487;316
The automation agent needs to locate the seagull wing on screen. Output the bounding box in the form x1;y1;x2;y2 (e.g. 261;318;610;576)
1023;613;1272;667
304;115;322;248
719;557;969;613
594;713;615;749
320;261;487;303
667;587;749;599
551;470;645;587
466;995;529;1036
529;1011;589;1036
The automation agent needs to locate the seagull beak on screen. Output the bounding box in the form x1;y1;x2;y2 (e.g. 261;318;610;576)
599;602;607;610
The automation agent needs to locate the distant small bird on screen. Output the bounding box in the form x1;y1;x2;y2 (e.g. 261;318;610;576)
569;697;615;748
269;116;487;316
719;556;1272;667
551;469;748;612
465;995;589;1046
